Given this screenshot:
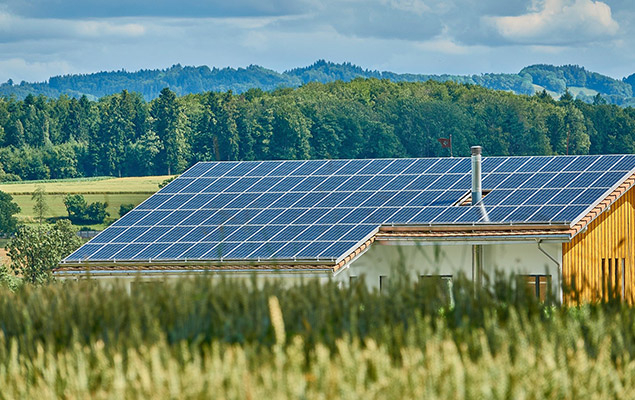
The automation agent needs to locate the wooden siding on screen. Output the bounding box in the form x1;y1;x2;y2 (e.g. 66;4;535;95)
562;186;635;304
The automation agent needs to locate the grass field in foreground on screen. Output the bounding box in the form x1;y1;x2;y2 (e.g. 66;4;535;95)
0;175;174;230
0;277;634;398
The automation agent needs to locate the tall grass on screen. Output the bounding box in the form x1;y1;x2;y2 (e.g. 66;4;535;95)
0;274;634;397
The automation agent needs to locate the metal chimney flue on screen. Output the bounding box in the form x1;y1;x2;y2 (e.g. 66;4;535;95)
471;146;482;205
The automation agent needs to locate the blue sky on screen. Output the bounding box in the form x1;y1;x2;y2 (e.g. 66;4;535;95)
0;0;633;83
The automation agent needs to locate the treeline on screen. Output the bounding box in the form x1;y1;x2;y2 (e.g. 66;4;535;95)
1;60;634;105
1;79;635;181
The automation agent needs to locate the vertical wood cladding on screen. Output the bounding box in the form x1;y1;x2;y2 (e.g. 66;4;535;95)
562;186;634;304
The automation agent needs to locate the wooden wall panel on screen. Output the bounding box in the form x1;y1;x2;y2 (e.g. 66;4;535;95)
562;186;635;304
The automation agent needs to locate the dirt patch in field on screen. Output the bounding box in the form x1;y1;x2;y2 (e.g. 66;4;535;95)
0;247;9;265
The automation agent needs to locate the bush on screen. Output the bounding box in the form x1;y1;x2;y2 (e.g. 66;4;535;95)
63;194;109;224
119;203;135;217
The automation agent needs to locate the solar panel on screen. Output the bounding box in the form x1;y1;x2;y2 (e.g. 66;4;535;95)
64;154;635;265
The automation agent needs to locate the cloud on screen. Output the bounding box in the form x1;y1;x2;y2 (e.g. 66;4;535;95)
0;0;308;18
484;0;619;45
0;11;146;42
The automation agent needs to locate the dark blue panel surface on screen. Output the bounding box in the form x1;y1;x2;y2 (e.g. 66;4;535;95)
295;225;330;241
270;208;306;225
320;241;358;259
588;155;622;171
387;207;422;224
201;178;235;193
202;162;240;177
363;207;399;223
157;194;195;210
111;227;150;243
272;241;311;258
289;160;326;176
294;208;330;225
315;192;352;207
110;210;150;227
339;207;373;224
269;225;309;241
245;161;280;177
160;178;195;194
292;176;326;192
180;162;215;178
225;242;265;259
158;210;196;226
611;156;635;172
361;191;397;207
401;158;439;174
314;176;350;191
89;244;127;260
318;224;356;241
67;154;635;264
112;243;148;259
91;227;128;244
295;241;334;259
384;191;419;207
293;192;329;208
137;194;171;210
567;172;603;188
551;205;589;223
358;159;393;175
155;243;194;259
316;208;354;224
180;242;218;259
65;244;103;260
226;193;260;209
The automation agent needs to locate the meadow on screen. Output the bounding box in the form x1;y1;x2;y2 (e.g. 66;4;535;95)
1;274;634;398
0;175;173;229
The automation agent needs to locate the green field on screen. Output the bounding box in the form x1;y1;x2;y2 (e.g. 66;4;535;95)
0;276;634;398
0;175;174;229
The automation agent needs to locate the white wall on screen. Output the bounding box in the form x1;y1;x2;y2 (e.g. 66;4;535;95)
337;240;563;297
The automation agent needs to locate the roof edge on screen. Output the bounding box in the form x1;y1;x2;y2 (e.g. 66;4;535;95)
569;170;635;239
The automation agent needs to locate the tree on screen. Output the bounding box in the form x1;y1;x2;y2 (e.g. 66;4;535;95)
0;190;20;234
7;219;82;284
151;88;191;174
63;194;109;224
31;186;49;225
63;194;88;222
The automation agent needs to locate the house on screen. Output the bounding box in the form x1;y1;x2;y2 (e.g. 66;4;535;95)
56;148;635;303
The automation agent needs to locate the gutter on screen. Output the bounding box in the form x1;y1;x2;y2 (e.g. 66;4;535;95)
536;238;563;303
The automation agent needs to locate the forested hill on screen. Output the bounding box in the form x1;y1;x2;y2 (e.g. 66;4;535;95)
1;79;635;183
1;61;634;106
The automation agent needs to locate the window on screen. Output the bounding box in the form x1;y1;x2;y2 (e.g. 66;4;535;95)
519;274;551;301
379;275;388;292
602;258;627;301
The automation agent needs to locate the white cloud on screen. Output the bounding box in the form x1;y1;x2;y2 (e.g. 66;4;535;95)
0;58;74;83
485;0;619;45
0;11;147;42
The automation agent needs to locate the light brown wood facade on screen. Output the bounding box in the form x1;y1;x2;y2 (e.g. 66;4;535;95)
562;186;635;303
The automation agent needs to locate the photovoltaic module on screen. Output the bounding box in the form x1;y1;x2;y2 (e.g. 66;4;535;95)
63;154;635;264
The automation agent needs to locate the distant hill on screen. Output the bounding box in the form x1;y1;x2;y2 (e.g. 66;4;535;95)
1;60;633;106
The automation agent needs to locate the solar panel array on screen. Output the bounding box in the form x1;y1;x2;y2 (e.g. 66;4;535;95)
64;154;635;264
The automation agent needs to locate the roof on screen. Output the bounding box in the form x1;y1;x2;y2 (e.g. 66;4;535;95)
59;154;635;272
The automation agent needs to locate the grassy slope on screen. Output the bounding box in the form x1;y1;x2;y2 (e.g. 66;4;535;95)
0;175;174;230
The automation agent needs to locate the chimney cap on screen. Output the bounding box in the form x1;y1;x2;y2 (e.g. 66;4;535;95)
471;146;482;156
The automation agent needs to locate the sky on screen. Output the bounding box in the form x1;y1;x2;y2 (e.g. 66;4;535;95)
0;0;633;83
